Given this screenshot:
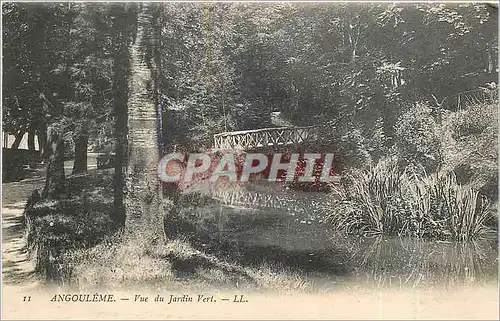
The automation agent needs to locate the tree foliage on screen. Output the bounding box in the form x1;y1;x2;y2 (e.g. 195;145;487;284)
2;2;497;192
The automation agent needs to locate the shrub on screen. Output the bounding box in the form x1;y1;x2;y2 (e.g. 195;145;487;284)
437;103;498;201
24;195;116;283
331;126;372;170
394;102;443;173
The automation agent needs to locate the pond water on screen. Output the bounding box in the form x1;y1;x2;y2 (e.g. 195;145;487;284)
172;181;498;290
330;235;498;289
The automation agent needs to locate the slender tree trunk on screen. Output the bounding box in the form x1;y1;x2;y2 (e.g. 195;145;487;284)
37;127;47;162
152;6;164;154
72;134;88;174
110;3;131;227
11;130;25;149
27;129;36;168
42;127;65;199
27;130;35;151
113;124;127;227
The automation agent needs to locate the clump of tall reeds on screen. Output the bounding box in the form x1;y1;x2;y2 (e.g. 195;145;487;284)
325;158;413;237
409;171;493;241
323;158;495;241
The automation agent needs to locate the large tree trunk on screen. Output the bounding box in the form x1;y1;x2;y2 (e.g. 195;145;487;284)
72;134;88;174
124;3;164;241
11;130;25;149
42;127;65;199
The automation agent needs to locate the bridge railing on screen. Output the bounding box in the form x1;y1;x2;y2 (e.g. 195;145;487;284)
213;126;320;150
441;88;498;111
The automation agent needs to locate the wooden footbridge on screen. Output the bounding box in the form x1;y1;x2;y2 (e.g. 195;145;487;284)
213;125;322;150
212;86;499;151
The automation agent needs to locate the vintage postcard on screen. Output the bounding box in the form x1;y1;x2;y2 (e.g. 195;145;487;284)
1;1;499;319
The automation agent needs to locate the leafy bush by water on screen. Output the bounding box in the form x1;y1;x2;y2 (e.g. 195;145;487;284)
437;103;498;201
394;102;443;173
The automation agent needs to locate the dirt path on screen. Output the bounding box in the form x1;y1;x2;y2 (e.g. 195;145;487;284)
2;155;98;286
2;174;44;287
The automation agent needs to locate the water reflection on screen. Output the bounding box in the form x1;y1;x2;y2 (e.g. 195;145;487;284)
173;185;498;290
330;235;498;288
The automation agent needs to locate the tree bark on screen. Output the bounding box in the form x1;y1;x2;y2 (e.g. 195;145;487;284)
109;3;164;239
27;129;36;168
72;134;88;174
153;8;164;155
11;130;25;149
110;3;131;227
27;130;35;151
124;3;164;242
37;129;46;158
42;127;65;199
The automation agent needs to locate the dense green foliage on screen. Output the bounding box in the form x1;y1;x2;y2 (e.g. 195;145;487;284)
3;3;115;149
148;3;498;152
3;2;497;163
324;101;498;240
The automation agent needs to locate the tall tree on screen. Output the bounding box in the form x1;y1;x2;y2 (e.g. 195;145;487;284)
109;3;132;227
40;93;66;199
124;3;164;240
